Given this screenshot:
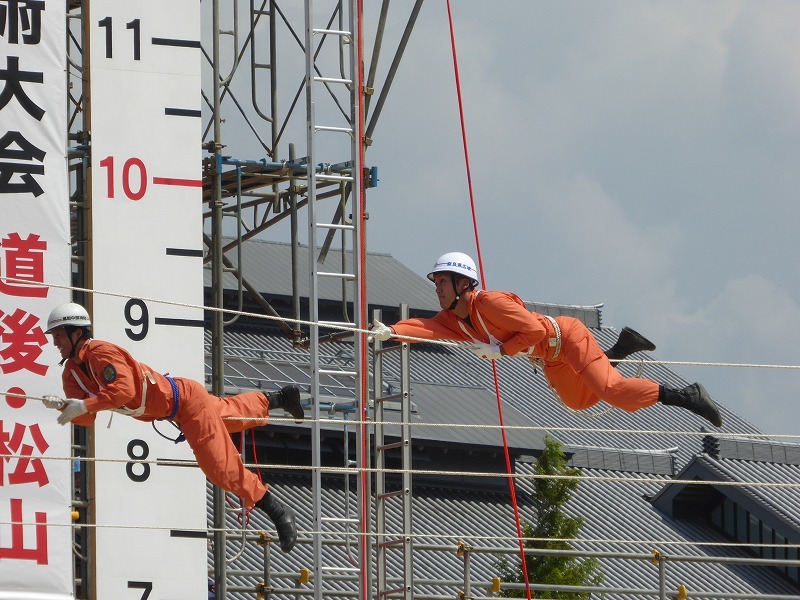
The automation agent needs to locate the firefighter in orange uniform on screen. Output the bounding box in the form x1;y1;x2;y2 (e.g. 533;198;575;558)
371;252;722;427
42;303;301;552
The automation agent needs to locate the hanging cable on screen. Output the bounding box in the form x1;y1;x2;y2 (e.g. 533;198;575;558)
9;274;800;376
355;2;370;599
444;3;531;598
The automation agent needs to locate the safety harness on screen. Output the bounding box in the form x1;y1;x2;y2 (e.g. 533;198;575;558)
69;361;186;440
154;376;186;444
456;291;562;358
459;296;612;418
68;366;152;430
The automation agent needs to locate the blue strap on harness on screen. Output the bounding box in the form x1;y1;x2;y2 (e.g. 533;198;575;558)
166;377;180;420
163;376;185;443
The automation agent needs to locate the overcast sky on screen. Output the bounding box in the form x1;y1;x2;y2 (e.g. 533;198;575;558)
356;1;800;438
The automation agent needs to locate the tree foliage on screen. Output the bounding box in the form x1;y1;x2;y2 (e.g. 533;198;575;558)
496;435;603;598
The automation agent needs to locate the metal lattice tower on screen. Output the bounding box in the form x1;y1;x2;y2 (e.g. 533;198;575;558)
303;1;367;598
65;1;426;597
373;306;414;599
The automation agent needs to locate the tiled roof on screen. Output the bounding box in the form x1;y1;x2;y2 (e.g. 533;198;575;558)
203;239;442;312
212;466;800;599
678;453;800;534
567;444;677;475
204;241;799;598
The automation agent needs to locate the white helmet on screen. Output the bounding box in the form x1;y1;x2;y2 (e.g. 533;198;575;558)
45;303;91;333
427;252;480;287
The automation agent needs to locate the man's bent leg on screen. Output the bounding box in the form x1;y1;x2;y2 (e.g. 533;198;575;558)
549;317;659;412
218;391;271;433
579;358;660;411
176;380;267;505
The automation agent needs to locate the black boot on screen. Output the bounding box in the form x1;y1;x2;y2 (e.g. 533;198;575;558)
257;491;297;553
660;383;723;427
606;326;657;366
266;385;304;423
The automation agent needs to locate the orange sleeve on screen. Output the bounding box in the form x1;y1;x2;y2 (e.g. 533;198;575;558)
474;292;547;356
70;412;97;427
390;312;471;343
62;366;88;400
60;363;97;426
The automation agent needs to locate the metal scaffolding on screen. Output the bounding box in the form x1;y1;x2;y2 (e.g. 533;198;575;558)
60;2;800;599
66;1;424;598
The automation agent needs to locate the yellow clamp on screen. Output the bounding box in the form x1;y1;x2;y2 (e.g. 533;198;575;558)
650;549;661;565
71;510;80;522
257;531;269;547
298;568;310;585
456;540;471;557
490;577;502;594
676;584;688;600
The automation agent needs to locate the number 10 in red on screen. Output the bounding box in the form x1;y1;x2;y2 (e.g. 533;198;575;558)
99;156;147;200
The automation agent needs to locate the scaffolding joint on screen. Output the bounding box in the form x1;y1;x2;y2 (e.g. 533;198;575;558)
255;582;272;599
490;577;502;593
456;540;472;557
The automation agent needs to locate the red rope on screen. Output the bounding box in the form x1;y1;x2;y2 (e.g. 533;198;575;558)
445;2;532;598
356;2;370;599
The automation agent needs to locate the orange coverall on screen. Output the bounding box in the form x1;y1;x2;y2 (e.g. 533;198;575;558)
61;339;270;506
391;290;659;412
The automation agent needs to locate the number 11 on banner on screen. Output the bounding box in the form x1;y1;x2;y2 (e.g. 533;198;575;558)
88;1;206;598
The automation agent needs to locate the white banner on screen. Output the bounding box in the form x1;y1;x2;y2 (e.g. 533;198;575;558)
88;1;207;598
0;0;73;598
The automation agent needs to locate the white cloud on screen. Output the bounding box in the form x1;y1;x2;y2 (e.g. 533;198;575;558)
658;275;800;434
356;1;800;435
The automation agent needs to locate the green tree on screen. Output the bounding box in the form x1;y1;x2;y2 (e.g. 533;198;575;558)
496;435;603;598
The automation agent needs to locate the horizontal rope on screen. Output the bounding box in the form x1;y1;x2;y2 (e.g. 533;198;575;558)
4;274;800;371
3;518;800;552
0;275;456;347
221;412;800;441
615;357;800;370
4;450;798;490
7;389;800;441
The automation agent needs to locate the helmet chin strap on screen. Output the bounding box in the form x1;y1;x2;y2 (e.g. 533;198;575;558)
448;273;461;311
59;327;80;366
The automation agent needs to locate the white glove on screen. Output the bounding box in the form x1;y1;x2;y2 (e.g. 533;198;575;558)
471;342;502;360
369;320;393;342
57;399;88;425
42;395;67;410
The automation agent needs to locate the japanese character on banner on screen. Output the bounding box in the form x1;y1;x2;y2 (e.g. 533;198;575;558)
0;498;48;564
1;419;50;487
0;307;48;375
0;52;47;197
0;232;47;297
0;0;45;45
0;57;45;120
0;130;45;197
0;389;51;565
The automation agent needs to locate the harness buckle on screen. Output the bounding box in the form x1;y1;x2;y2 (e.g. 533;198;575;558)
542;315;562;360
